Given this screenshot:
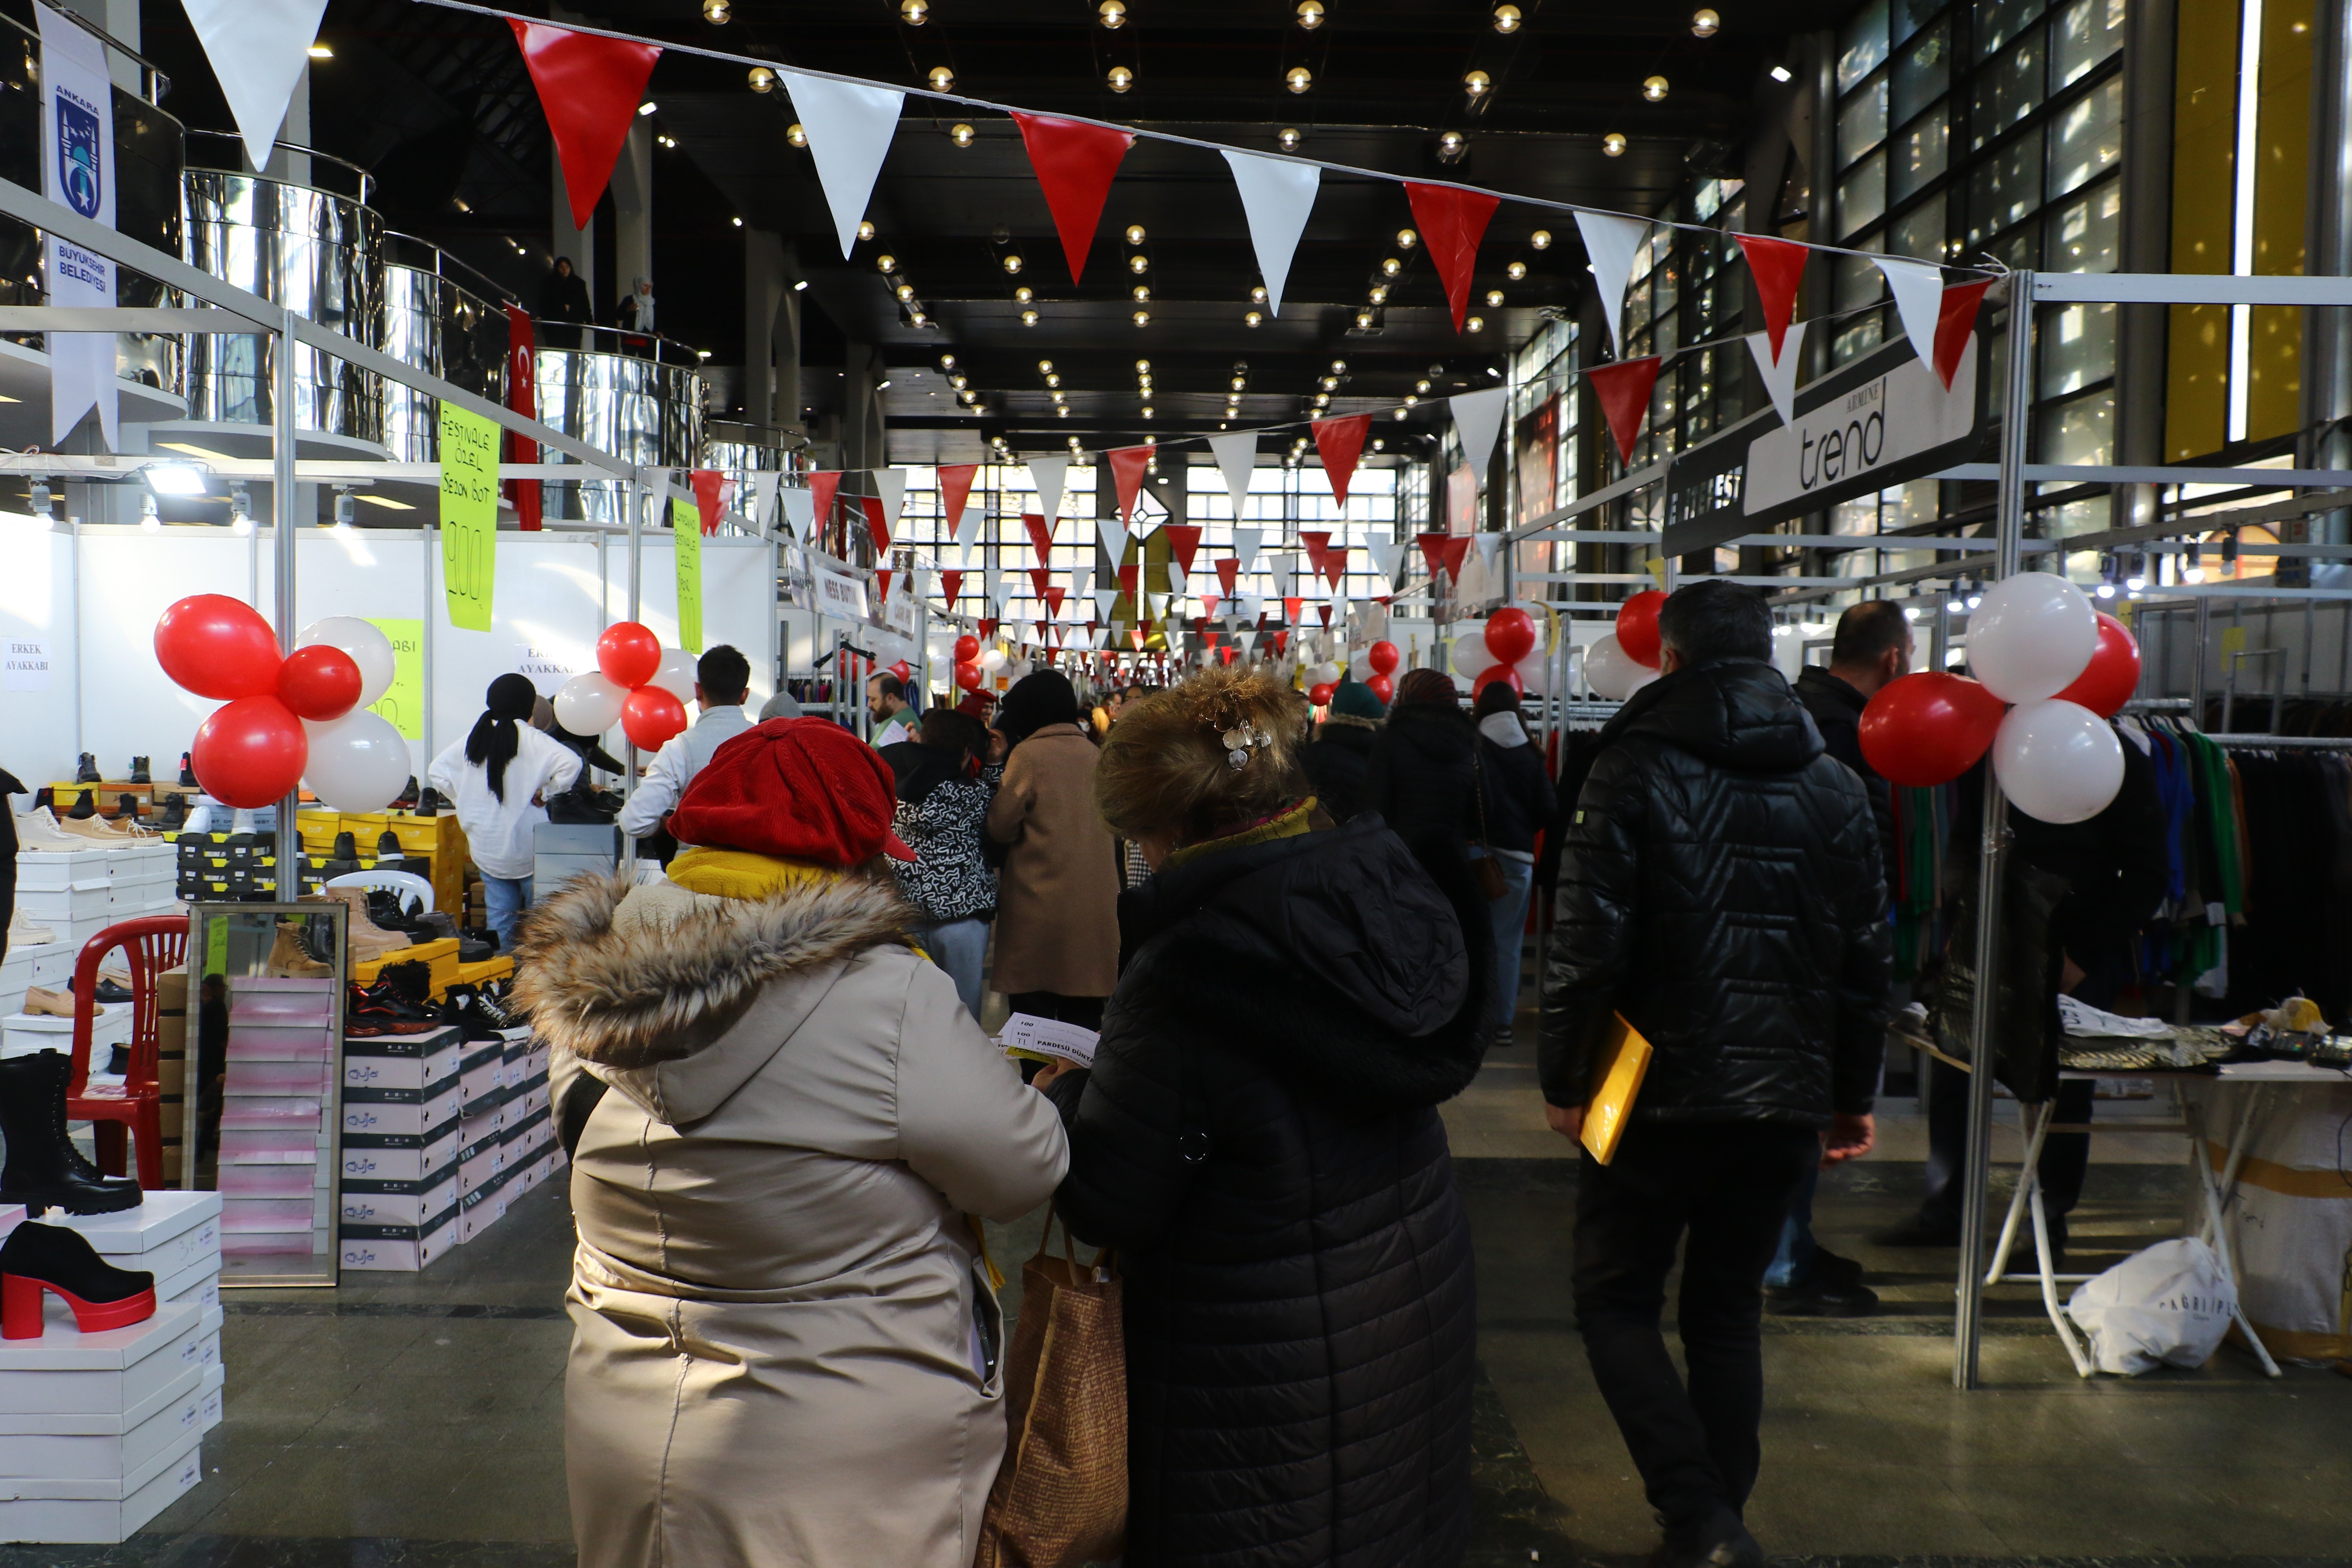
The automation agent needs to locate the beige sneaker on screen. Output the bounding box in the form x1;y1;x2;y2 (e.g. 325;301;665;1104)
6;908;54;948
56;812;155;842
16;810;91;852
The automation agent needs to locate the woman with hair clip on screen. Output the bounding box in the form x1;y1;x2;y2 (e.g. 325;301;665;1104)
1032;666;1489;1568
429;673;582;951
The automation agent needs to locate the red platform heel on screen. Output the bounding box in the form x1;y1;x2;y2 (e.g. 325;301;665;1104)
0;1224;157;1340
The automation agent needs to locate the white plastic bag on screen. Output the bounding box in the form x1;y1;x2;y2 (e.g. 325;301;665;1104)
2065;1237;2236;1375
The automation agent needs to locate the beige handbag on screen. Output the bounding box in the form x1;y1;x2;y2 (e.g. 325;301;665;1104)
975;1209;1127;1568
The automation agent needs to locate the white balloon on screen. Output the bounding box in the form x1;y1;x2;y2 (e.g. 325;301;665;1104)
650;649;698;704
301;710;412;812
1348;649;1374;682
1583;634;1658;701
1967;572;2098;704
1515;652;1547;696
980;647;1008;672
298;616;397;707
1993;699;2124;824
553;672;627;735
1311;660;1344;686
1451;628;1493;676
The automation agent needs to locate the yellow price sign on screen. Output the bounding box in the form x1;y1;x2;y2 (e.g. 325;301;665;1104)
363;618;424;740
674;497;704;654
438;403;500;632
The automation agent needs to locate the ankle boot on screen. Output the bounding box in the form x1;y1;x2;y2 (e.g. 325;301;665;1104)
415;787;445;818
178;752;198;788
323;832;361;878
0;1222;155;1339
374;830;405;867
65;789;96;821
113;793;141;823
267;923;332;979
156;793;188;832
0;1053;142;1216
74;753;98;785
392;775;420;809
129;756;150;786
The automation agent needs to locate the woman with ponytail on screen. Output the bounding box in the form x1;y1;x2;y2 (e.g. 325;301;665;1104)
428;673;581;950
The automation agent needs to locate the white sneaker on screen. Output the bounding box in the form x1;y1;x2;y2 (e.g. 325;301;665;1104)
6;908;53;947
15;809;91;852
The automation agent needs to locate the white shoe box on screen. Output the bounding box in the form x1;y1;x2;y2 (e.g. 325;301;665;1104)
48;1191;221;1275
18;884;109;923
0;1361;205;1478
2;1008;131;1060
199;1362;222;1433
343;1027;462;1093
339;1176;457;1229
16;850;116;890
341;1117;459;1184
157;1256;220;1314
342;1081;462;1139
0;1431;202;1543
0;1301;202;1415
338;1204;456;1271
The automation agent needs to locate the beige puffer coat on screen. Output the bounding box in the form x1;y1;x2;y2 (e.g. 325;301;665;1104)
516;872;1068;1568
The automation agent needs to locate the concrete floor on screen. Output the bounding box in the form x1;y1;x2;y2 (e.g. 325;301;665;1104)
14;1023;2352;1565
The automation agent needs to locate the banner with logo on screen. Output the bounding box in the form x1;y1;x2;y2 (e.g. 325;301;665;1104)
36;6;116;448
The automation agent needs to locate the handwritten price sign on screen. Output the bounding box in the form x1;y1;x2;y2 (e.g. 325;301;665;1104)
673;497;704;654
439;403;499;632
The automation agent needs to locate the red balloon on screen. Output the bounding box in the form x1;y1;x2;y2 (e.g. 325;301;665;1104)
1859;672;2007;787
953;634;981;664
154;594;282;700
954;662;984;691
621;685;689;750
2052;612;2141;718
1473;664;1525;702
1617;590;1666;668
890;660;914;683
1367;639;1401;675
1365;671;1395;704
190;695;309;808
1308;681;1338;706
597;622;662;689
275;643;362;721
1483;607;1537;666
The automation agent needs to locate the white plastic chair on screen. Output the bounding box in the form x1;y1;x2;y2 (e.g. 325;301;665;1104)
325;870;436;912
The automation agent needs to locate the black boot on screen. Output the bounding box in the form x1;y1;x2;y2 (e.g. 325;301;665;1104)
178;752;198;788
323;832;362;879
0;1222;156;1339
129;756;150;785
392;775;420;809
374;830;405;867
415;787;445;818
75;753;98;784
0;1053;142;1216
65;790;96;821
156;793;189;832
114;793;142;823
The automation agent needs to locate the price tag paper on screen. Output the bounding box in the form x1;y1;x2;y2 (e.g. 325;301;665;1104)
674;497;704;653
439;403;499;632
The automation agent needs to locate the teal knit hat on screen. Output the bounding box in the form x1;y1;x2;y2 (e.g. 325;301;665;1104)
1327;678;1387;722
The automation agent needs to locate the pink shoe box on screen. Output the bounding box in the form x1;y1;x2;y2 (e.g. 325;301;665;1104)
218;1129;318;1166
219;1164;314;1200
218;1097;322;1129
224;1058;330;1096
224;1025;334;1062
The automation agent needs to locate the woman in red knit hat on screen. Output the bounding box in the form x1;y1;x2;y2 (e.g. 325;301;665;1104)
514;717;1067;1568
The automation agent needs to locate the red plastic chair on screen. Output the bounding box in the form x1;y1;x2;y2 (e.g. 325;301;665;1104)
67;916;187;1189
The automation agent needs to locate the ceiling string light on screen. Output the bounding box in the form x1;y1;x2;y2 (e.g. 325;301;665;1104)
1108;65;1134;91
749;65;776;92
1603;132;1627;156
1642;74;1669;100
1492;3;1522;30
1098;0;1126;24
1690;8;1721;34
785;122;807;147
1286;65;1313;92
950;122;975;147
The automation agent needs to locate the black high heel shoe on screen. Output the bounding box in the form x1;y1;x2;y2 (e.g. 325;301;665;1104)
0;1222;156;1339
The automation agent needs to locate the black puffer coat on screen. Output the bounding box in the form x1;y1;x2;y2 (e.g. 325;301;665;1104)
1046;814;1487;1568
1365;702;1478;853
1300;719;1378;822
1794;665;1896;873
1538;658;1890;1127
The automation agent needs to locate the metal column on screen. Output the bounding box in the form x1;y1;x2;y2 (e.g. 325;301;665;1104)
1954;273;2034;1390
274;309;302;897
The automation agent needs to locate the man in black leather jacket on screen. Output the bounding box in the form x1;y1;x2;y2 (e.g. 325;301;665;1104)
1539;580;1890;1568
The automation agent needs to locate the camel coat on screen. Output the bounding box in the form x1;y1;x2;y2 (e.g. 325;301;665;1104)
984;723;1121;996
516;872;1068;1568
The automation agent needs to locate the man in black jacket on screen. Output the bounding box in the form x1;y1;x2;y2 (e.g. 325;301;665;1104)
1770;599;1910;1316
1540;580;1890;1568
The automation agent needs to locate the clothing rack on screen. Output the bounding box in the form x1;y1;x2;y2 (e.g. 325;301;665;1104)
2202;732;2352;749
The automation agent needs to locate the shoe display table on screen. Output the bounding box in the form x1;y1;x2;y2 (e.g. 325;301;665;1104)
0;1294;209;1542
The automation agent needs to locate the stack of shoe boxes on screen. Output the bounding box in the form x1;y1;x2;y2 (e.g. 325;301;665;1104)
338;1025;463;1271
457;1029;556;1243
219;978;338;1262
0;1195;224;1543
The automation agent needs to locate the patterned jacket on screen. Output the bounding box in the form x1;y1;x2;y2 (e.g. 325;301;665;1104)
891;771;998;923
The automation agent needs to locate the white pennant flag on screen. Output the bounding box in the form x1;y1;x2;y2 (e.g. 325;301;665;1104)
953;499;984;553
181;0;328;180
1222;150;1320;316
1574;211;1650;357
1877;257;1945;377
1093;587;1121;620
872;466;908;538
1449;386;1510;481
1745;321;1809;426
36;6;118;449
982;566;1004;612
782;70;905;260
1455;541;1497;606
1209;430;1259;523
1234;526;1263;575
1071;564;1094;604
1096;514;1129;567
646;469;677;530
750;470;783;531
780;486;815;542
1167;564;1188;600
1369;540;1409;592
1025;454;1069;523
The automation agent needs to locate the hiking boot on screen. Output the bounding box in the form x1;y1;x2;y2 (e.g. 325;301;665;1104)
113;794;142;824
128;756;150;786
178;752;198;787
155;793;189;832
0;1053;142;1216
267;923;332;979
74;754;98;785
415;787;446;818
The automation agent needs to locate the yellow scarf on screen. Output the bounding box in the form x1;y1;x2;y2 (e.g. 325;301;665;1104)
1162;797;1318;870
666;847;842;900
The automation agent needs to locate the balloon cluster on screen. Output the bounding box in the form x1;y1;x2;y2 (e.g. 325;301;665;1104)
152;597;407;810
952;636;1010;693
1585;591;1666;701
554;624;697;751
1446;609;1545;698
1335;640;1401;704
1859;576;2141;824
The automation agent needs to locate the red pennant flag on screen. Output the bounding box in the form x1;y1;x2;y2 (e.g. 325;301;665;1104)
1118;563;1140;594
1011;111;1135;283
1023;511;1055;566
1214;558;1240;598
508;21;662;231
1735;234;1810;365
1416;532;1451;580
1317;604;1332;628
1313;415;1372;507
1107;446;1152;522
690;469;725;537
810;471;843;540
1163;525;1204;574
1044;585;1066;617
1587;356;1664;466
502;306;540;531
1029;567;1051;601
1404;182;1502;332
937;463;979;533
1200;592;1222;621
940;570;964;604
979;617;998;639
1934;279;1994;390
1130;628;1146;651
1323;544;1349;591
1274;628;1290;658
1437;535;1473;584
861;496;890;554
873;568;894;605
1299;530;1332;578
1283;596;1304;623
1202;625;1222;647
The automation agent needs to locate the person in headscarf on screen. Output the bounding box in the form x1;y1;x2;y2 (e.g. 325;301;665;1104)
881;709;998;1018
429;673;582;951
984;670;1119;1030
614;275;656;336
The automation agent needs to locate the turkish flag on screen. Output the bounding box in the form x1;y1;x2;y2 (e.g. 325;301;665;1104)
1312;415;1372;507
503;306;539;531
1404;182;1501;332
508;21;661;232
1588;357;1664;466
1011;111;1135;283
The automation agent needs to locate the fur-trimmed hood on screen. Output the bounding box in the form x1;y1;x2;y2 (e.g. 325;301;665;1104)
514;872;914;1122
